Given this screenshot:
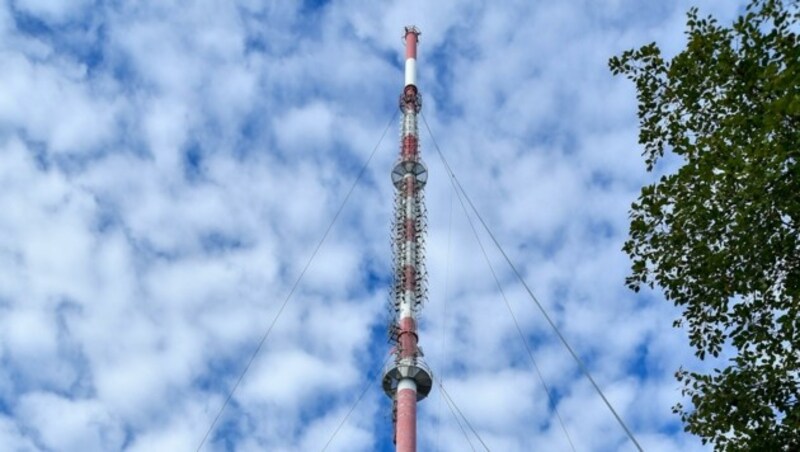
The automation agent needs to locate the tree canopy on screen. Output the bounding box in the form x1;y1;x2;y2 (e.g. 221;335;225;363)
609;0;799;449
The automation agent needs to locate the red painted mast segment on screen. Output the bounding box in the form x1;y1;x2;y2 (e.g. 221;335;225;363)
382;25;432;452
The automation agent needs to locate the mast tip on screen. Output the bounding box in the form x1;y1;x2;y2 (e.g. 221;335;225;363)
404;25;421;38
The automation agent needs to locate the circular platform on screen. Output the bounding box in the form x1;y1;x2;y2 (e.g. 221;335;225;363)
382;357;433;401
391;160;428;189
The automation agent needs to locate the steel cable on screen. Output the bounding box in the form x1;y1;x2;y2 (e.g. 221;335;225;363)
437;381;492;452
196;110;398;451
436;181;456;451
421;112;644;452
443;157;577;451
439;380;477;452
320;354;392;451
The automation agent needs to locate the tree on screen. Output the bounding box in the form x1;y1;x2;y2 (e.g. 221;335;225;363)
609;0;800;449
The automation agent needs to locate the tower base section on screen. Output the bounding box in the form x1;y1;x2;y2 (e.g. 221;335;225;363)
396;379;418;452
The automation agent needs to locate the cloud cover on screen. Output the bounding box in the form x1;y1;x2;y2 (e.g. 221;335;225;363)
0;0;746;451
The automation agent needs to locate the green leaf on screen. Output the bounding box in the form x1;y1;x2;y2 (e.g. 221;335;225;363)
609;0;800;448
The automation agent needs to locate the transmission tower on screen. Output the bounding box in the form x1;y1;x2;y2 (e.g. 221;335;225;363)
381;25;433;452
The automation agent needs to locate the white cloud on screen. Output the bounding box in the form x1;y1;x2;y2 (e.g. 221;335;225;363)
13;0;94;25
0;0;752;451
16;392;125;452
0;53;120;153
274;102;336;155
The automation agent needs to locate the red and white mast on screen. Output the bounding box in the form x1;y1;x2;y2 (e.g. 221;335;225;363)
382;26;432;452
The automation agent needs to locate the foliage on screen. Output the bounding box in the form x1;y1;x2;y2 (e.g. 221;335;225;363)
609;0;800;449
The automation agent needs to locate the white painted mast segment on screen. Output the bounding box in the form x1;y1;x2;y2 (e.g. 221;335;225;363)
405;58;417;87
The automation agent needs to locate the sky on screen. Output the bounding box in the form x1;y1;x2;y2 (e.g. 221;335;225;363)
0;1;748;451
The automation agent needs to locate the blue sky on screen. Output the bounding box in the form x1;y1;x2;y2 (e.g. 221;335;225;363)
0;1;746;451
